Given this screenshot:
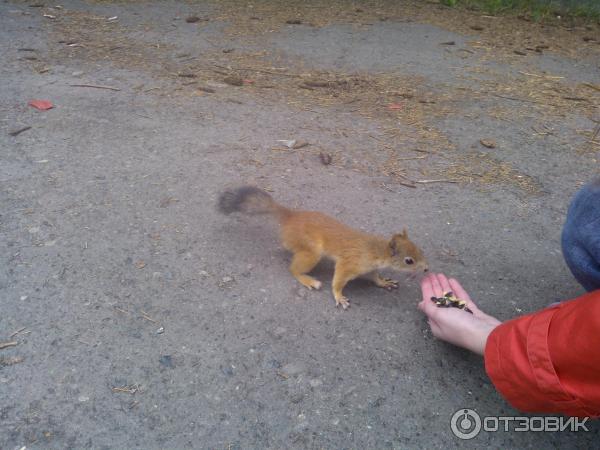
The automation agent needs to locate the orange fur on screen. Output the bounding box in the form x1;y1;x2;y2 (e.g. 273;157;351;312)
219;186;429;309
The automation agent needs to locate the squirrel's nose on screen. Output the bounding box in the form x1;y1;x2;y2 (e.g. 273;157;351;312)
423;266;429;272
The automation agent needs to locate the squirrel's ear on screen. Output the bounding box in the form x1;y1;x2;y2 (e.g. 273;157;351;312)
402;228;408;238
389;238;397;256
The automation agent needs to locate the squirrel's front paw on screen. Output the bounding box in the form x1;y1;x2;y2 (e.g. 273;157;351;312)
335;296;350;310
379;278;399;290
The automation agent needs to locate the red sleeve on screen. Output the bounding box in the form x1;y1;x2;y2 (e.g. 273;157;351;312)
484;290;600;418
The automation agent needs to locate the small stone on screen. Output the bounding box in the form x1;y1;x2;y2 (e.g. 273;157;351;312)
273;326;287;337
159;355;174;368
309;378;322;388
156;327;164;334
71;70;84;77
78;395;89;402
20;295;28;301
372;396;385;408
219;275;235;288
480;139;496;148
199;270;209;277
295;287;308;299
277;139;296;148
319;152;332;165
159;197;177;207
268;359;281;368
223;75;244;86
281;362;304;376
292;140;309;149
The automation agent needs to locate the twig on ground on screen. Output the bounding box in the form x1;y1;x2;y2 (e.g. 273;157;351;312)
0;341;18;350
9;126;32;137
112;384;140;394
10;327;27;338
140;311;157;323
0;356;24;367
395;155;428;161
414;179;460;184
491;93;540;104
581;83;600;92
590;123;600;143
213;64;302;78
69;84;121;91
382;181;416;190
519;71;564;79
394;173;417;184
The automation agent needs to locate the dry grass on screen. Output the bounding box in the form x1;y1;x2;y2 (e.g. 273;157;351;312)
433;151;541;193
201;0;600;59
37;0;599;193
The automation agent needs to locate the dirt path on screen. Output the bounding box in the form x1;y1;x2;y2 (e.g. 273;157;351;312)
1;1;599;448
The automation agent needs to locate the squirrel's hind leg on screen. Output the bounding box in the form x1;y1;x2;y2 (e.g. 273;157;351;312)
289;250;322;290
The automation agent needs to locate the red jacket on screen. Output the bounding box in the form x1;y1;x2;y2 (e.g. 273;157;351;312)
485;290;600;418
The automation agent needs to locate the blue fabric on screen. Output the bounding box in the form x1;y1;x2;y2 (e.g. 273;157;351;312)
561;178;600;292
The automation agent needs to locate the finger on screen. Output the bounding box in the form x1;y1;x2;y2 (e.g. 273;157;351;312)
448;278;471;302
420;274;435;303
436;273;453;296
429;273;444;297
448;278;481;313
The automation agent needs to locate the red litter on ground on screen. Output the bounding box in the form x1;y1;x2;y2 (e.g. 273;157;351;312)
387;103;403;110
243;79;255;84
28;100;54;111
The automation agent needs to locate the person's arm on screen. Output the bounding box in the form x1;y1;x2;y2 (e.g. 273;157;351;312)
485;290;600;418
419;273;600;418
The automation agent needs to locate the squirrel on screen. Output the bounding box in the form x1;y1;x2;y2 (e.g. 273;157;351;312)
218;186;429;309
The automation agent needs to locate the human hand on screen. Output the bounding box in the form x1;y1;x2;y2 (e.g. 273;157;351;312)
418;273;502;355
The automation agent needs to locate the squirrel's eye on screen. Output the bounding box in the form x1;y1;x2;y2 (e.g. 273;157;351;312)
404;257;414;265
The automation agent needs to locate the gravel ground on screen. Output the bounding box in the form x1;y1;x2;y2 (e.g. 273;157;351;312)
1;1;599;448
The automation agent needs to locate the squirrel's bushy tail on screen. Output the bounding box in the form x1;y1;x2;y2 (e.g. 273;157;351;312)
217;186;291;219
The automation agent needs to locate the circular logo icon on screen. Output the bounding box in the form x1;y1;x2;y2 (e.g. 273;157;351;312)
450;409;482;439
